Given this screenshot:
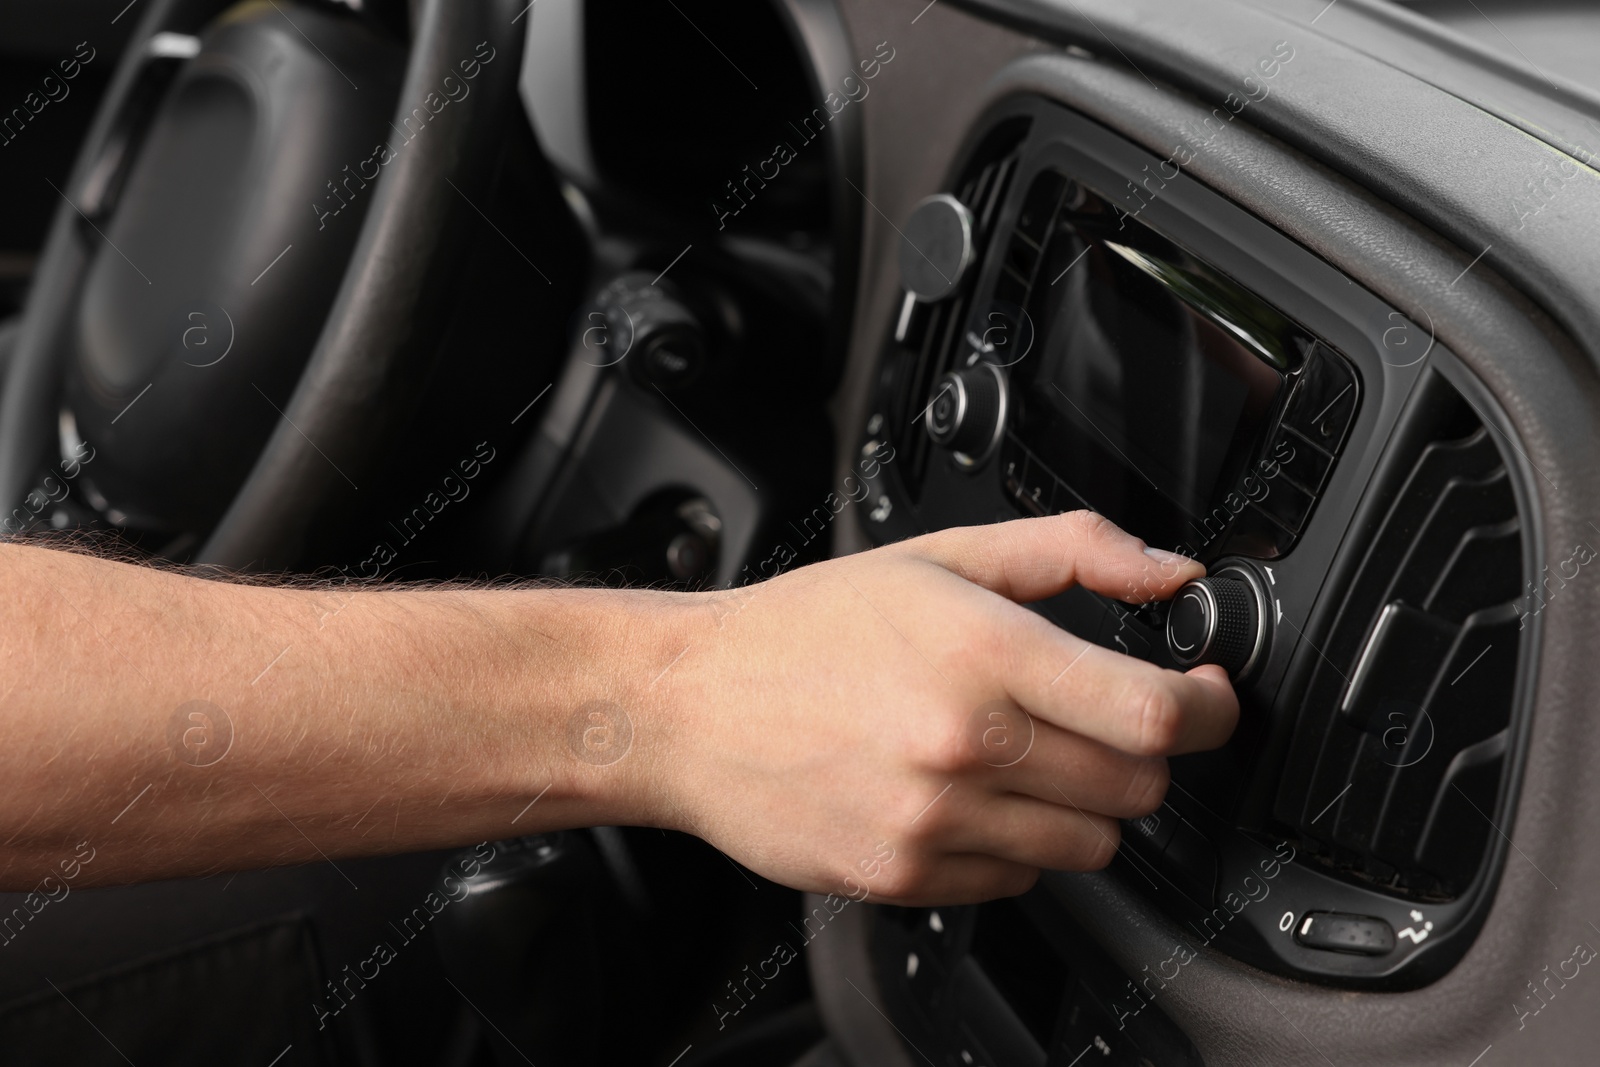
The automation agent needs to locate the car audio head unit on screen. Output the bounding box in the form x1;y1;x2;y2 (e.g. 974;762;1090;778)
858;95;1539;1014
1007;172;1356;563
919;166;1358;566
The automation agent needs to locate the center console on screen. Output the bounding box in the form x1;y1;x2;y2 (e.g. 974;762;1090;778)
856;95;1540;1065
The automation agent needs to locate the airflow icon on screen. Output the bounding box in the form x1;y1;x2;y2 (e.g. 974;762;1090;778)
1397;910;1434;945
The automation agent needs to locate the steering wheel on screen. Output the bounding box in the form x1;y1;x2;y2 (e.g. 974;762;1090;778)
0;0;527;570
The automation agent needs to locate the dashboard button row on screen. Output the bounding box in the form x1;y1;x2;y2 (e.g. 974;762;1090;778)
1221;345;1358;555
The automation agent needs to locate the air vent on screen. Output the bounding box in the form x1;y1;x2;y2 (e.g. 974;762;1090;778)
888;119;1029;498
1273;370;1529;901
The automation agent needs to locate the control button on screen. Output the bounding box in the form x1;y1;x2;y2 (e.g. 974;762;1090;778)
906;948;946;1010
1099;599;1157;659
1281;347;1358;452
590;272;709;390
922;907;960;954
926;364;1008;465
1265;431;1334;494
1125;807;1177;853
1166;573;1263;677
905;956;948;1033
1014;476;1051;516
637;327;706;389
1161;819;1218;903
1251;472;1318;534
1002;451;1031;500
1294;912;1397;956
1058;983;1146;1066
900;193;975;302
1016;490;1047;517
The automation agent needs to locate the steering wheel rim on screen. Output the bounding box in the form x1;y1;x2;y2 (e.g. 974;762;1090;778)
0;0;529;571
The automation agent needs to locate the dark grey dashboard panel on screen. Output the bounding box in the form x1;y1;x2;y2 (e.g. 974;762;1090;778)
824;0;1600;1062
1289;0;1600;153
940;0;1600;378
1395;0;1600;96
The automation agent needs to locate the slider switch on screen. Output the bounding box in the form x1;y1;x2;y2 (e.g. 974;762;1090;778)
1293;912;1397;956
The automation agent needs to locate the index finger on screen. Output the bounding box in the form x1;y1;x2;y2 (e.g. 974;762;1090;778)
893;511;1205;606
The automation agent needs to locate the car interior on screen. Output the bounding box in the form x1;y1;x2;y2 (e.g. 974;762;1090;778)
2;0;1599;1064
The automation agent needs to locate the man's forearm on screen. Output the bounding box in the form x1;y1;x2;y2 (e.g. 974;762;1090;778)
0;543;676;889
0;513;1239;906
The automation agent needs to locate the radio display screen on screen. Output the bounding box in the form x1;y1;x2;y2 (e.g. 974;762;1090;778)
1008;184;1296;556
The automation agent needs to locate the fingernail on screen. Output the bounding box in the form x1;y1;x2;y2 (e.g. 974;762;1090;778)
1143;546;1192;566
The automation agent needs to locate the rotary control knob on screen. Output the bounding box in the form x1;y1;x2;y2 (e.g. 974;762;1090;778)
1166;569;1269;677
900;194;975;302
588;272;709;391
925;363;1007;465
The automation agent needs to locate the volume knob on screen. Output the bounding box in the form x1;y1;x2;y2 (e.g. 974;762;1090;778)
925;364;1007;465
1166;573;1265;677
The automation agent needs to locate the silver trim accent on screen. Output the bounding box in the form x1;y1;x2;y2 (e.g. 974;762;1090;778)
1169;582;1219;666
894;291;918;343
925;373;968;445
952;362;1008;468
146;33;201;59
1341;600;1400;714
58;408;84;468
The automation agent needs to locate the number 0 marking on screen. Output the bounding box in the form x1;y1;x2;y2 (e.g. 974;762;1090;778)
1279;911;1295;933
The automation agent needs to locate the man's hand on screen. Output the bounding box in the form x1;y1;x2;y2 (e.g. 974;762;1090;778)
642;512;1239;906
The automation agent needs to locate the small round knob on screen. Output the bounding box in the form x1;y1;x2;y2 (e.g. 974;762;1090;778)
925;364;1007;464
1167;574;1264;676
588;272;709;390
900;194;974;302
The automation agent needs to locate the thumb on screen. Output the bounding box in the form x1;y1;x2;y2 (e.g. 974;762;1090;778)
898;511;1204;604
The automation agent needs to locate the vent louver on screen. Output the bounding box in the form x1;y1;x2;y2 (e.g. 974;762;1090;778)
888;120;1028;498
1273;370;1530;901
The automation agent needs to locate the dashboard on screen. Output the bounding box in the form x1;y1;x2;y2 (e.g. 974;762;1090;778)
854;89;1535;1063
797;0;1600;1064
882;84;1538;969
